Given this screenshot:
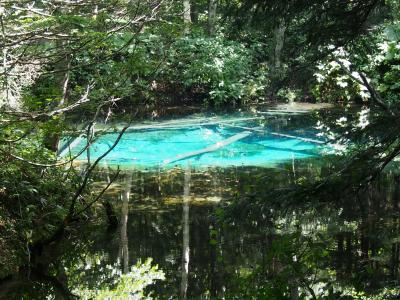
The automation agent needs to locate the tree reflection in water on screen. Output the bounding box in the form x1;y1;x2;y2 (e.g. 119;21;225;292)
119;173;132;274
1;159;399;299
180;163;191;300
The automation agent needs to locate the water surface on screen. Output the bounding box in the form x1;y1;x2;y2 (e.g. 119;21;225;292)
5;161;398;299
4;110;399;299
60;112;325;168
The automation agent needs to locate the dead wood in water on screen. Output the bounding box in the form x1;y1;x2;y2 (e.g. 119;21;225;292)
163;131;253;165
221;124;325;145
123;117;264;132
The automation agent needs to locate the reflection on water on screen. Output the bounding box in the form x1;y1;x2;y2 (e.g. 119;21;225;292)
181;164;191;300
2;159;400;299
119;174;131;274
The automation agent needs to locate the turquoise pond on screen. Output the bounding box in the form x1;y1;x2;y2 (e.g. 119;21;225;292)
59;114;326;169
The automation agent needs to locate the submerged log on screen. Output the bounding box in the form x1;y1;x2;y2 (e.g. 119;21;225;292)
268;132;325;144
124;117;264;132
256;109;308;115
221;124;325;144
59;117;265;154
256;111;306;116
221;123;265;133
163;131;253;165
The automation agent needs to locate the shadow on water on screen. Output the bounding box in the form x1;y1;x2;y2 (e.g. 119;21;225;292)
2;157;400;299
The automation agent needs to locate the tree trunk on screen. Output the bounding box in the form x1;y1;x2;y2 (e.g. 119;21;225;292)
290;280;299;300
273;19;286;71
183;0;191;34
190;0;199;23
44;42;71;152
0;8;10;107
57;54;70;108
208;0;217;36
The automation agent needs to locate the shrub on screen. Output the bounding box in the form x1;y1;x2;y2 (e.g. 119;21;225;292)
162;36;268;106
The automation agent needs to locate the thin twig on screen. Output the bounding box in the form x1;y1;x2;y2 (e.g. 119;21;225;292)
68;124;129;216
75;168;120;216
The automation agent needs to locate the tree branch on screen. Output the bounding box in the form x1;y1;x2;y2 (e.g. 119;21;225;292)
68;124;129;216
334;58;393;115
74;168;120;216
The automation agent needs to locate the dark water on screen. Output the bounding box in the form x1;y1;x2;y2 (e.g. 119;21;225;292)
2;109;400;299
4;160;400;299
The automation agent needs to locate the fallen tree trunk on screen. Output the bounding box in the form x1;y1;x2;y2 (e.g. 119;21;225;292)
256;111;307;116
124;117;264;132
268;132;325;144
163;131;253;165
62;117;265;137
258;109;308;113
58;118;263;157
221;124;325;144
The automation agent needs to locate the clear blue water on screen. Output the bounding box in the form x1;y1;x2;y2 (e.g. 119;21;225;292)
60;116;325;169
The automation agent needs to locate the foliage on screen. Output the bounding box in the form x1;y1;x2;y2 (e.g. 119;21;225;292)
222;0;386;96
0;155;77;276
155;36;269;106
1;0;400;298
276;87;302;103
75;259;165;300
312;20;400;106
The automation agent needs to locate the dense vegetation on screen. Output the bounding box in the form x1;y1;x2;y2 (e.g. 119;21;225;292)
0;0;400;298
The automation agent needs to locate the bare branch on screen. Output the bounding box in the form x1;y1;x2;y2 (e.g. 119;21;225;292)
3;85;96;121
334;58;393;115
68;124;130;216
10;5;52;17
0;96;123;167
75;168;120;216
